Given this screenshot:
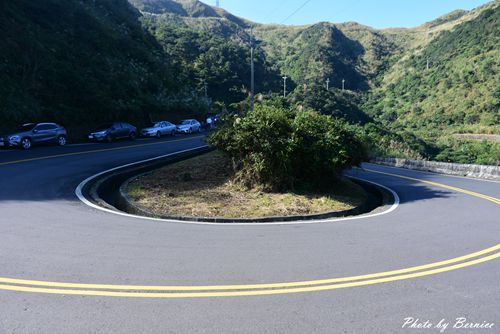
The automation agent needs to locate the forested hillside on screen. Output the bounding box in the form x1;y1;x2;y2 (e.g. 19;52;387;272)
139;15;281;103
367;6;499;133
0;0;497;164
365;3;499;164
0;0;207;137
128;0;498;164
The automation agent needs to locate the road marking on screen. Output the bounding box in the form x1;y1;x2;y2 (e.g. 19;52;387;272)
365;169;500;205
0;136;204;167
0;248;498;298
0;244;498;292
67;143;98;147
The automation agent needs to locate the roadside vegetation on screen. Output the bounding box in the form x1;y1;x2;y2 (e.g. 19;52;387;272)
0;0;498;165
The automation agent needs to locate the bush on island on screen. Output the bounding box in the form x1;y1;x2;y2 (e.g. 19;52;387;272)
207;105;367;191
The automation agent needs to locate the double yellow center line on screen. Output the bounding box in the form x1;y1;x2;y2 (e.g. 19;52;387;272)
365;168;500;205
0;244;498;297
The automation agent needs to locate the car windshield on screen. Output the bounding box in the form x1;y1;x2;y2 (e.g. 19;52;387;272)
153;122;162;127
96;124;112;131
16;124;36;132
181;120;191;125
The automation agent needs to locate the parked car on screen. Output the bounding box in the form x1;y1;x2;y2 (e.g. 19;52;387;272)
0;123;67;150
88;122;137;142
176;119;201;134
141;121;176;138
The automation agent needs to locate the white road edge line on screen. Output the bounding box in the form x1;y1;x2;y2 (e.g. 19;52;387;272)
67;143;99;147
75;147;400;226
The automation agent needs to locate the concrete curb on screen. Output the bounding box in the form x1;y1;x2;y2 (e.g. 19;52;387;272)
82;147;214;212
81;150;393;224
371;157;500;181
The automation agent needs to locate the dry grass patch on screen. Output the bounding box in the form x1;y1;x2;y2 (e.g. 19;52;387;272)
127;151;366;219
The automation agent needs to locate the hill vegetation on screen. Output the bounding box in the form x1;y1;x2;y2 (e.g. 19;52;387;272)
0;0;497;164
365;4;499;164
0;0;208;138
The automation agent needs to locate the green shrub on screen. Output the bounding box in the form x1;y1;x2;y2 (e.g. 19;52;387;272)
435;139;500;165
207;105;367;191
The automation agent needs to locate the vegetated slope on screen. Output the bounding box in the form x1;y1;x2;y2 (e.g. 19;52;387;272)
130;0;495;107
255;22;399;91
0;0;200;137
129;0;251;27
134;0;401;93
365;3;499;164
1;0;496;164
139;14;281;104
129;0;395;123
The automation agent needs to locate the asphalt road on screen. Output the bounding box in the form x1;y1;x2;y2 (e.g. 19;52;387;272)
0;136;499;333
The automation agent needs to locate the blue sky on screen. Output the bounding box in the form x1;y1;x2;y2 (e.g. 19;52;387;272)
202;0;491;28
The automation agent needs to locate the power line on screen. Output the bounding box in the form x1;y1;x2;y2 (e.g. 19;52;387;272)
280;0;314;24
262;1;288;23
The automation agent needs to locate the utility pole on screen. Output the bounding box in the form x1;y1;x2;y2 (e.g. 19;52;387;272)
342;79;345;91
202;79;208;99
326;78;330;91
282;76;288;98
250;27;255;111
426;28;430;70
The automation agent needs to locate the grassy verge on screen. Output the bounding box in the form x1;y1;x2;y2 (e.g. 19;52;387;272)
127;151;367;219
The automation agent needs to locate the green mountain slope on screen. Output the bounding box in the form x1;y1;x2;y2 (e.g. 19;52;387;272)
129;0;250;26
364;3;499;164
1;0;496;163
366;5;499;135
0;0;204;137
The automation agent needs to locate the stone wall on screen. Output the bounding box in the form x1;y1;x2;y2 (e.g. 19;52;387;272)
371;158;500;181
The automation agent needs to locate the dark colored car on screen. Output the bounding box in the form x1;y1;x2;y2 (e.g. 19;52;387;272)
87;122;137;142
0;123;68;150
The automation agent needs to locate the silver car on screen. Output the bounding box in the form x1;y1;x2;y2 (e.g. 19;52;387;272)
176;119;201;134
0;123;68;150
141;121;176;138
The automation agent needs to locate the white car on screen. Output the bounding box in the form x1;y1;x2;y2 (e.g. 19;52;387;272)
176;119;201;134
141;121;176;138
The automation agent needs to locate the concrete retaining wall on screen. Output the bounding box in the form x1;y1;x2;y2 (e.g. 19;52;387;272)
371;157;500;181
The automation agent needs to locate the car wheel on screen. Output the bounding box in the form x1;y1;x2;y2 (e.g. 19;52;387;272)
57;135;67;146
129;132;136;140
171;130;176;136
21;138;32;150
156;131;161;138
106;134;113;143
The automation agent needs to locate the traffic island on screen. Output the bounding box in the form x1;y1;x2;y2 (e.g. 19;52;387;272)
122;151;384;223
